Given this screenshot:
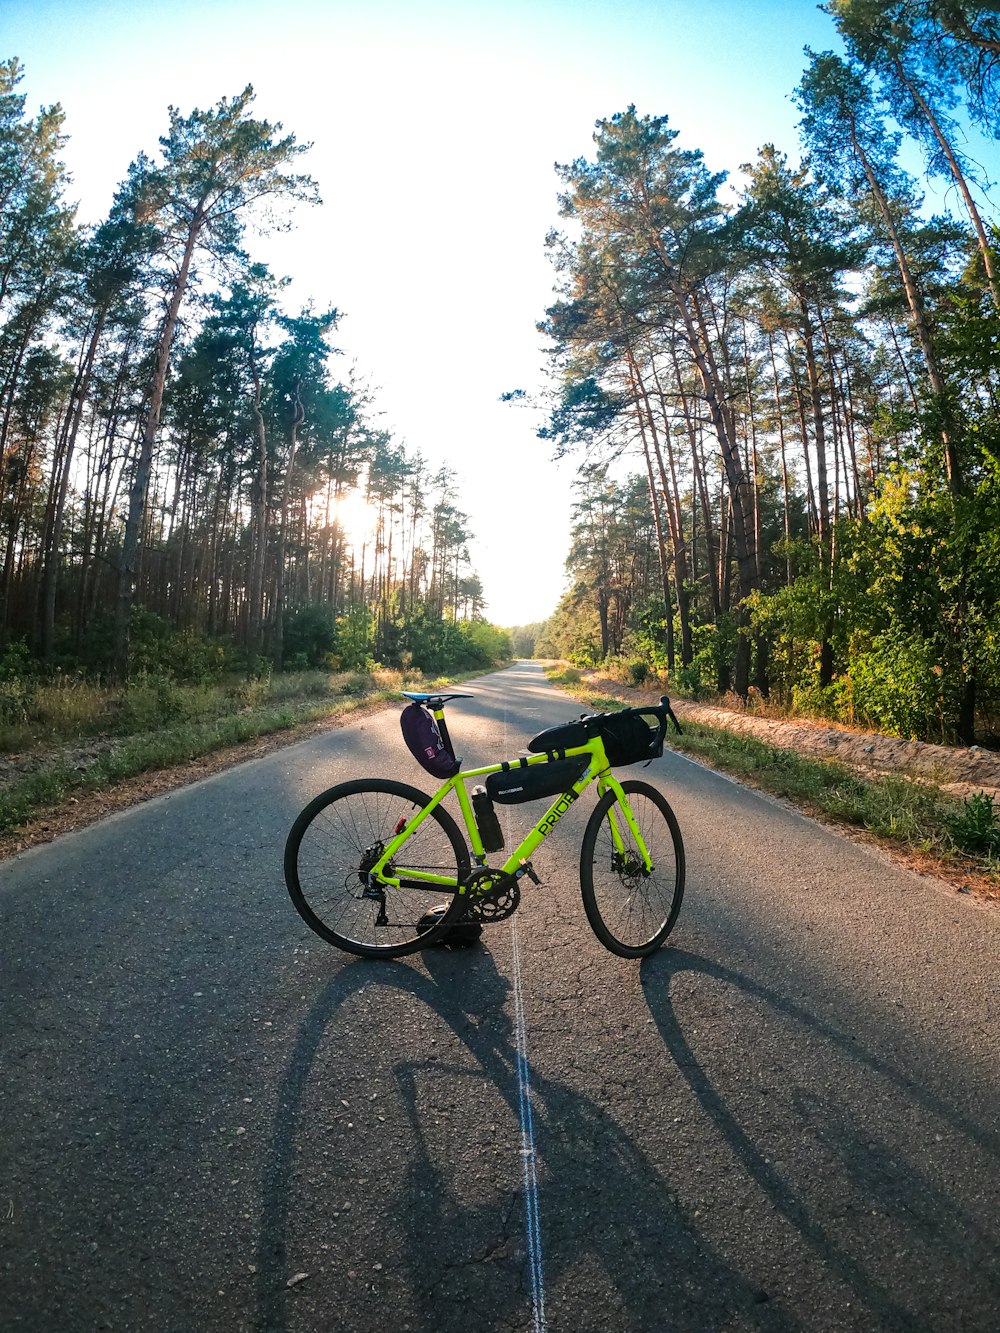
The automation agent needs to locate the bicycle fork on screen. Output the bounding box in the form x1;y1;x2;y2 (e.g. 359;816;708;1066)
601;779;655;873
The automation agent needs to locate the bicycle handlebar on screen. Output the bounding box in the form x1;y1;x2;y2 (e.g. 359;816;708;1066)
633;694;683;749
581;694;682;747
658;694;683;736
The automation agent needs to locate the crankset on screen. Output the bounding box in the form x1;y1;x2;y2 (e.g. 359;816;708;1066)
462;867;521;923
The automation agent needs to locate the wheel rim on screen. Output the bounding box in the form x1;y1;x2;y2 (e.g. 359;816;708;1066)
588;789;681;950
293;787;463;951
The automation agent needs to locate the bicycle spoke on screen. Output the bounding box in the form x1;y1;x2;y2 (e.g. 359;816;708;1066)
285;779;469;957
581;781;684;957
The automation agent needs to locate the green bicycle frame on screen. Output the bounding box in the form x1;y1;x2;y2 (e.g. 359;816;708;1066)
369;709;655;895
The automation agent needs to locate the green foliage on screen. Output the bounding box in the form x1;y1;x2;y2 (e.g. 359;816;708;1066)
0;640;37;681
545;666;582;686
0;675;37;727
509;621;548;658
457;619;513;666
601;655;651;686
127;609;231;683
845;627;952;737
945;791;1000;857
335;605;375;671
283;603;336;669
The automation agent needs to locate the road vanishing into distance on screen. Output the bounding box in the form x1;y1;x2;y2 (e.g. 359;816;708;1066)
3;662;999;1332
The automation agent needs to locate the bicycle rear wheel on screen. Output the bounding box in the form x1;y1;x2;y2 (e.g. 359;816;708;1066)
284;778;471;958
580;779;685;958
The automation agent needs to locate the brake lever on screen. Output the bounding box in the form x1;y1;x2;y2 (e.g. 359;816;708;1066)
659;694;683;735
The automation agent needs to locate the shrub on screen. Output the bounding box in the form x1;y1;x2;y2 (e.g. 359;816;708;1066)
125;608;231;683
121;674;189;729
0;639;36;681
0;676;36;725
847;629;951;740
945;791;1000;857
283;603;337;669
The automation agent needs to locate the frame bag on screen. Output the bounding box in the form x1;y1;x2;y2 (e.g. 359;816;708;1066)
486;756;588;805
400;703;460;779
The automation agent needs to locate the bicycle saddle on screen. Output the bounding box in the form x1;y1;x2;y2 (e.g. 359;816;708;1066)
401;691;474;707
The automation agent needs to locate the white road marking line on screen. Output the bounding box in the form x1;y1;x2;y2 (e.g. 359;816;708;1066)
503;695;547;1333
511;915;546;1333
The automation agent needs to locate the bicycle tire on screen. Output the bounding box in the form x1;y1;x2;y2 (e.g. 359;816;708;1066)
284;778;471;958
579;779;685;958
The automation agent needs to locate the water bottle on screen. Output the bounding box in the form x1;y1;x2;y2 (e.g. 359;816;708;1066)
471;784;504;853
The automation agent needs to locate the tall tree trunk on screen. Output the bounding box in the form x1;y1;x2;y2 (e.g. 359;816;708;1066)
767;335;794;587
39;306;108;650
844;107;959;487
891;52;1000;311
113;204;204;679
271;380;305;670
245;339;269;665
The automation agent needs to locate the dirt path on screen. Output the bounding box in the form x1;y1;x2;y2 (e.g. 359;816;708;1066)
578;673;1000;800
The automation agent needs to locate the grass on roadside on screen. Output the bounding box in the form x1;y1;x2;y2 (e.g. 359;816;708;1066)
0;665;499;836
544;668;1000;890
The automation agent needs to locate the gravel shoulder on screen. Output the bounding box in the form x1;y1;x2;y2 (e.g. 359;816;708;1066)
0;706;385;860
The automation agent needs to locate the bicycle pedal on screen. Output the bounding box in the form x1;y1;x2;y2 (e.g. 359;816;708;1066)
520;860;541;886
417;907;483;949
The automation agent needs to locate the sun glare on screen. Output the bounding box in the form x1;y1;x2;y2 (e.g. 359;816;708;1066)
330;491;378;550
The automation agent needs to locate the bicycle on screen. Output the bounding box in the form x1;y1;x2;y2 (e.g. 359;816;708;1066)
283;691;685;960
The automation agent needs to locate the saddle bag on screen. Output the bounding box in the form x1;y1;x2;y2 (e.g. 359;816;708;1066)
400;702;460;778
486;755;588;805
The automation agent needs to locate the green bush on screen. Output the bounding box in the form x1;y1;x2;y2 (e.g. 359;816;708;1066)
0;675;37;726
126;608;231;683
120;675;184;729
668;663;697;698
338;673;371;696
283;603;337;669
791;671;853;723
847;629;951;740
945;791;1000;856
0;639;36;681
602;655;651;686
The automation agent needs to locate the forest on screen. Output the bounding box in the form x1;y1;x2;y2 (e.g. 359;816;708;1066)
0;65;510;691
533;0;1000;746
6;0;1000;756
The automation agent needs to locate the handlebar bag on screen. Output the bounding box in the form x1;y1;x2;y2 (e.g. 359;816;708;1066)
486;756;588;805
400;702;460;778
598;711;662;766
529;711;662;767
526;721;589;753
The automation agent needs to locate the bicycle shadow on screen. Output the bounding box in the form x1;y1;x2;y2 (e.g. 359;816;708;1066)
639;947;1000;1331
254;943;803;1333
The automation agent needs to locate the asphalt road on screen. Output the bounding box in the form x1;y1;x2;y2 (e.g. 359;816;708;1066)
2;661;998;1332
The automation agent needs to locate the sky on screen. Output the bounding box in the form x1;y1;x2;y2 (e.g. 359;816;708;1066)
4;0;842;625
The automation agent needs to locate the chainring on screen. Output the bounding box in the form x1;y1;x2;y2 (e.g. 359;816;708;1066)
463;868;521;923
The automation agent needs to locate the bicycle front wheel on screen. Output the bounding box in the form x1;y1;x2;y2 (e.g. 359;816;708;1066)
284;778;471;958
580;779;685;958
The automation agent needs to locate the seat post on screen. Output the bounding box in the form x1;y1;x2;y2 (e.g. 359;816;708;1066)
433;707;457;762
